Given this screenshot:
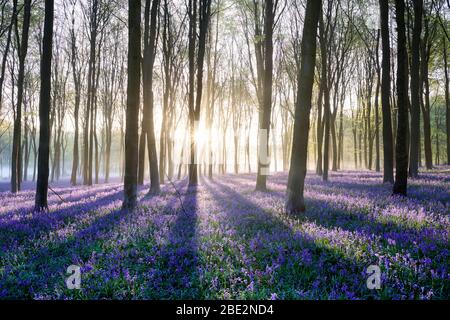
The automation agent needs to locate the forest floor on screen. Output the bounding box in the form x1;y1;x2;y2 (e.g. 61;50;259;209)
0;168;449;299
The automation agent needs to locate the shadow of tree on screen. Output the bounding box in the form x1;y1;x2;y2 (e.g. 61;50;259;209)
0;180;190;299
201;177;376;299
144;183;199;299
0;188;124;250
237;172;449;212
217;176;449;250
0;205;135;298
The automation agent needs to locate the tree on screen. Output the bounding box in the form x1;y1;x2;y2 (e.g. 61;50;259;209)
393;0;409;196
409;0;422;178
444;35;450;165
205;3;220;179
286;0;321;214
34;0;54;211
160;0;185;182
255;0;275;191
68;0;82;185
11;0;32;193
138;0;160;194
122;0;141;210
0;0;17;113
420;5;437;170
379;0;394;183
188;0;212;186
319;1;334;182
82;0;111;186
374;30;381;172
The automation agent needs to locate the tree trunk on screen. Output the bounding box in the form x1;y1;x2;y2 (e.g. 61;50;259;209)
188;0;197;185
35;0;54;211
0;0;16;113
316;82;324;175
331;114;338;171
141;0;160;194
286;0;321;214
444;36;450;165
408;0;422;178
319;15;331;182
393;0;409;196
70;39;80;185
423;105;433;169
255;0;274;191
379;0;394;183
374;68;381;172
188;0;211;187
11;0;31;193
123;0;141;210
435;107;440;165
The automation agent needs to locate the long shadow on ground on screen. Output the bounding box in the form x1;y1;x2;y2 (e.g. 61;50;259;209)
201;177;375;299
143;183;200;299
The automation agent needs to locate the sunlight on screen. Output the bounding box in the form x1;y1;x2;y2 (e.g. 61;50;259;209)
0;0;449;303
195;126;208;149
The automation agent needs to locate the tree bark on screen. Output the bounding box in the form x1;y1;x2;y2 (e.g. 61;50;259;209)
420;13;433;170
408;0;422;178
256;0;275;191
316;81;324;175
11;0;31;193
0;0;17;114
393;0;409;196
444;35;450;165
286;0;321;214
35;0;54;211
69;18;81;185
123;0;141;210
379;0;394;183
188;0;211;186
140;0;160;193
319;14;331;182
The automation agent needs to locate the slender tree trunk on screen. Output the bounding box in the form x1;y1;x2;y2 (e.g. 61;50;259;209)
188;0;197;185
286;0;321;214
444;36;450;165
375;71;381;172
337;99;344;170
316;82;323;175
138;117;146;185
319;16;331;182
123;0;141;210
159;0;174;183
256;0;274;191
83;0;98;186
331;114;338;171
35;0;54;211
374;30;381;172
141;0;160;193
408;0;422;178
160;41;169;184
393;0;409;196
0;0;16;113
70;67;80;185
247;127;251;173
423;103;433;169
11;0;31;193
188;0;211;186
352;116;358;168
379;0;394;183
435;108;440;165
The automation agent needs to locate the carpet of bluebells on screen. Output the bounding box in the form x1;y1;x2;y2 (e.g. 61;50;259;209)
0;168;449;300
